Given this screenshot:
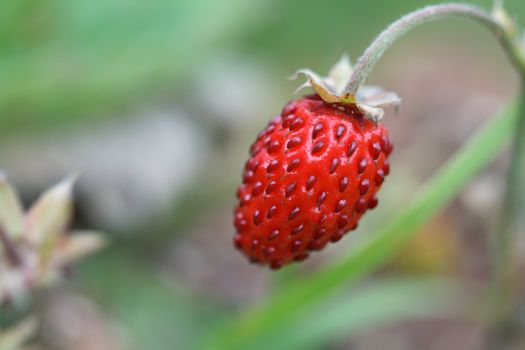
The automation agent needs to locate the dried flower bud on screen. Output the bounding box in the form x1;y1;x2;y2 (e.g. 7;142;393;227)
0;174;105;305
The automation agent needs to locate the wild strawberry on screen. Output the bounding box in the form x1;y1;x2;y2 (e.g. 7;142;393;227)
233;56;399;269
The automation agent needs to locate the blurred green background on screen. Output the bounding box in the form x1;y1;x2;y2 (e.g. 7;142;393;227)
1;0;525;349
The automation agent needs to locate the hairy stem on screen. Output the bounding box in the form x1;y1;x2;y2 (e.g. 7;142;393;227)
345;3;525;93
487;76;525;349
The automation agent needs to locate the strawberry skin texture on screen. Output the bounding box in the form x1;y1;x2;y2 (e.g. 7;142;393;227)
234;95;393;269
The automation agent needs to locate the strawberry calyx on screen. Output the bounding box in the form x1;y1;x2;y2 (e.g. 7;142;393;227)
291;55;401;123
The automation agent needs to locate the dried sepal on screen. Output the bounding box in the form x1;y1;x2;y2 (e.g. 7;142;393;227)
356;86;402;123
355;104;386;124
0;174;25;240
356;85;401;108
327;54;354;93
292;69;353;104
291;55;400;122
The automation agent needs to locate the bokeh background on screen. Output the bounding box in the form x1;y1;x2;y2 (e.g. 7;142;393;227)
1;0;524;349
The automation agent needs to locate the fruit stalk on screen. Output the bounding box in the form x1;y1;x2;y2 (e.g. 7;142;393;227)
344;3;525;94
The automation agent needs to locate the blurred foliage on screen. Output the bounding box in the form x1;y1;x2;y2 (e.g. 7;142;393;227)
387;215;460;274
0;0;263;137
3;0;523;139
77;249;225;349
217;278;466;350
2;0;525;349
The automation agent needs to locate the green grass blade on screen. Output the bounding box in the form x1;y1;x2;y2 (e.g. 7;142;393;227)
202;102;518;349
244;278;465;350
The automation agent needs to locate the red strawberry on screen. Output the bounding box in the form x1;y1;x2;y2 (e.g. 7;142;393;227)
233;94;393;269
